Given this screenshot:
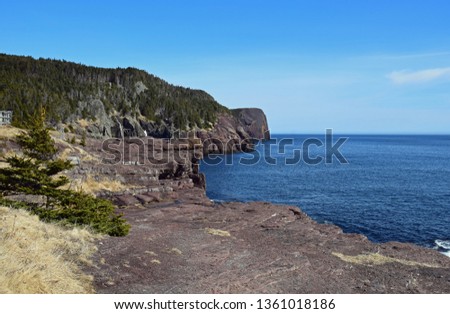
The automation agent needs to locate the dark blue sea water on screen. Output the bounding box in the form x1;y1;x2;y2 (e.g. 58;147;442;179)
200;134;450;255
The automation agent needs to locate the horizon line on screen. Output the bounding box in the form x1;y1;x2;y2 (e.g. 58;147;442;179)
269;132;450;136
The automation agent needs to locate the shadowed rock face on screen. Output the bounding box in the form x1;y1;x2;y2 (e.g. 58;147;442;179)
66;103;271;148
197;108;270;154
66;102;271;156
232;108;270;140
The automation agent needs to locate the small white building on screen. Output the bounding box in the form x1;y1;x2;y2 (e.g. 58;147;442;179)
0;111;13;125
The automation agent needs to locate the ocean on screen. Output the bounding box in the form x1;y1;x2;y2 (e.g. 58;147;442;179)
200;134;450;256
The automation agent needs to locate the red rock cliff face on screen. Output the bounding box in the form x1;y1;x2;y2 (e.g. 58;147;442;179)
232;108;270;140
196;108;270;154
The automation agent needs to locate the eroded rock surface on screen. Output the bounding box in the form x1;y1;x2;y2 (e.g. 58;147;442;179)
4;125;446;294
232;108;270;140
197;109;270;154
89;188;450;294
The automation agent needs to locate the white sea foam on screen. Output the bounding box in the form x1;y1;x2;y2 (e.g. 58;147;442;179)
441;251;450;258
435;239;450;250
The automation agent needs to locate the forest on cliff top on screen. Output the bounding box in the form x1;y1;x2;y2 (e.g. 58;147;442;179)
0;53;228;129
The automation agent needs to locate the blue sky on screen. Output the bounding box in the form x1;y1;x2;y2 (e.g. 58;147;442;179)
1;0;450;133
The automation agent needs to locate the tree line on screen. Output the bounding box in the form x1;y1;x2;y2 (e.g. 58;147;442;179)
0;53;229;129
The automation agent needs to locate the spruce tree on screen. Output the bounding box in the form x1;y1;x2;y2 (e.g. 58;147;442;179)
0;107;130;236
0;108;72;205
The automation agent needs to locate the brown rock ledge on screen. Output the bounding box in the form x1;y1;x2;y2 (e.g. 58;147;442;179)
88;188;450;294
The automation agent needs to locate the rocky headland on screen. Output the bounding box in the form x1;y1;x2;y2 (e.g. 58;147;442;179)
1;54;449;293
64;132;449;294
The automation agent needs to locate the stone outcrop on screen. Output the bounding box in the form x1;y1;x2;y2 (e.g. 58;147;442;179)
232;108;270;140
64;135;450;294
72;106;271;153
197;109;270;154
3;125;449;294
89;188;450;294
65;136;205;193
67;99;270;156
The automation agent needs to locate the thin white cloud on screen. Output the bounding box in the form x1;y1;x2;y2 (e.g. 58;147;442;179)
353;51;450;62
377;51;450;60
387;67;450;84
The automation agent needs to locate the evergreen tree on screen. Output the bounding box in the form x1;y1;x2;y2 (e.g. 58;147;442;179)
0;107;130;236
0;108;72;206
0;53;228;131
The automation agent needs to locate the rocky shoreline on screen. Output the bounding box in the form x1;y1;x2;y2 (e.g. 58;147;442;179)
2;118;449;293
89;187;450;293
3;54;448;293
75;133;450;294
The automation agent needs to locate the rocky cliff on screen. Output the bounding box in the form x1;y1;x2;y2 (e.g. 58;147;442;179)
1;125;449;294
232;108;270;140
196;109;270;154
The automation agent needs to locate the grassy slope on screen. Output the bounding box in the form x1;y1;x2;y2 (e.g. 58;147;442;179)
1;125;131;195
0;206;98;293
0;125;130;293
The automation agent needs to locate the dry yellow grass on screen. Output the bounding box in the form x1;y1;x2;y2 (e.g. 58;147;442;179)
57;147;73;161
58;146;99;163
0;206;98;293
332;252;440;268
0;150;22;160
77;119;90;128
0;126;23;162
0;125;22;140
66;174;129;195
205;228;231;237
2;125;130;193
1;126;100;163
74;147;99;162
168;247;183;255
